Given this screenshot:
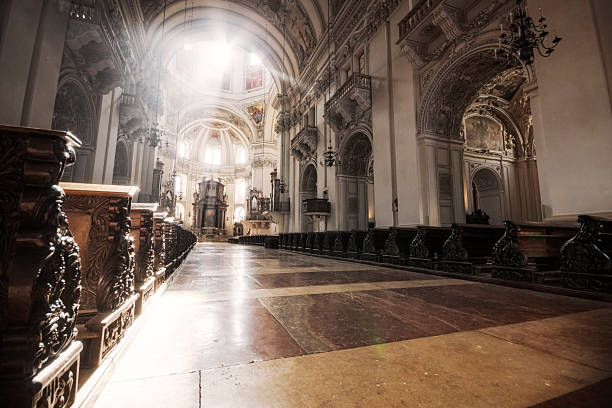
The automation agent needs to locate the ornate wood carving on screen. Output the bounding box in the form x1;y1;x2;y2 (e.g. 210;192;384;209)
492;221;528;268
442;224;468;261
0;125;83;407
362;229;376;254
561;216;612;274
384;229;400;257
62;184;138;313
410;227;430;259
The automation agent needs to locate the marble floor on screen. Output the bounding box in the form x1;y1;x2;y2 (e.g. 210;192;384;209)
91;243;612;408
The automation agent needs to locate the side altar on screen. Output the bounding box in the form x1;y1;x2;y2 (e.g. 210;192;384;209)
193;179;228;239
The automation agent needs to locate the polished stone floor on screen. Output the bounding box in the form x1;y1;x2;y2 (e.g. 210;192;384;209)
92;243;612;407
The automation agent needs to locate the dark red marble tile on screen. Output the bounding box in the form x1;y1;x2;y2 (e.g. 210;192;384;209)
260;293;429;353
252;269;435;289
529;376;612;408
390;283;608;325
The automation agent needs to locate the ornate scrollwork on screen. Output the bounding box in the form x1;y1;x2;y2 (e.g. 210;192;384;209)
410;227;429;259
443;225;468;261
561;216;612;274
135;212;155;283
362;229;376;254
305;232;314;251
0;127;82;386
492;221;528;268
333;234;345;253
384;230;400;257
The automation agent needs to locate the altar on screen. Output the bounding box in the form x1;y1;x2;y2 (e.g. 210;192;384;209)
193;179;228;238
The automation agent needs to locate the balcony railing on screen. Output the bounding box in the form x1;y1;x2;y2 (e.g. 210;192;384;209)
291;126;319;161
397;0;442;42
271;200;290;213
302;198;331;215
324;73;372;115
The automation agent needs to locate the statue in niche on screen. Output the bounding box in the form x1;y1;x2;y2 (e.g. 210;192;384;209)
503;129;515;155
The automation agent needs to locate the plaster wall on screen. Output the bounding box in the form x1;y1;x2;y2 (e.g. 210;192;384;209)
529;0;612;218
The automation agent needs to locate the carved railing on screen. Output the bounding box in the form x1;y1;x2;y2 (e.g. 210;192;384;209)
290;126;319;161
324;73;372;133
324;73;372;114
0;125;83;407
61;183;139;368
130;203;158;315
271;200;290;213
302;198;331;215
152;212;168;289
398;0;442;41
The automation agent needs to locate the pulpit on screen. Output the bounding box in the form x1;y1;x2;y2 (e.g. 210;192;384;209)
193;179;228;237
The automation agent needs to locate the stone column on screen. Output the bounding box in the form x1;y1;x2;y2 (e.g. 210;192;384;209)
0;0;69;127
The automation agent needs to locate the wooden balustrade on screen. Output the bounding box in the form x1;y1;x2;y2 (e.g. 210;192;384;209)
0;125;83;408
130;203;158;315
441;224;505;275
61;183;140;368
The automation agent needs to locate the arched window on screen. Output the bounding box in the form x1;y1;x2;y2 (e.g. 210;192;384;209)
178;140;190;158
235;178;246;204
205;132;222;164
236;146;247;163
234;206;245;223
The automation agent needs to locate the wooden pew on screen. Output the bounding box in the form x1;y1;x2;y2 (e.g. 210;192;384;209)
305;232;315;252
490;221;578;283
61;182;139;368
346;230;368;259
298;232;308;252
153;212;168;290
560;215;612;292
0;125;83;407
322;231;339;256
332;231;352;257
130;203;158;315
441;223;505;274
360;228;391;262
264;235;279;248
382;227;418;265
313;232;325;254
407;226;452;269
164;218;178;276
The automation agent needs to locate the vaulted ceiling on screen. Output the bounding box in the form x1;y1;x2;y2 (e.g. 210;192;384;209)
140;0;335;85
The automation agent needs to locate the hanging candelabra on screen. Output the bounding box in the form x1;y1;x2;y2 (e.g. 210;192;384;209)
319;143;341;168
499;0;561;66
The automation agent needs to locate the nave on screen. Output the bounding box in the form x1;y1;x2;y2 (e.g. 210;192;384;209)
91;243;612;408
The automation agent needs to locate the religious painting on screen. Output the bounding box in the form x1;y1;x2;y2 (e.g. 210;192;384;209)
464;116;503;151
246;103;264;125
245;68;263;91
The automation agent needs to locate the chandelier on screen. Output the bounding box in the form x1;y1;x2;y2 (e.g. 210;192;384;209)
149;121;163;147
319;143;341;168
499;0;561;65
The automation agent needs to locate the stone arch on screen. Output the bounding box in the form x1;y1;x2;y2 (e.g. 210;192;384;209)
52;74;97;182
471;166;503;225
417;42;533;140
338;130;373;177
300;163;317;193
113;140;130;184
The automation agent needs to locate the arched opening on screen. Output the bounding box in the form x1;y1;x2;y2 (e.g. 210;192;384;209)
300;163;317;232
52;78;96;182
112;141;130;185
417;43;541;225
338;131;372;230
472;167;503;225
